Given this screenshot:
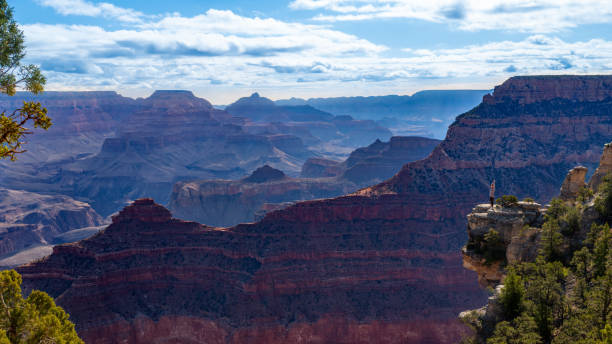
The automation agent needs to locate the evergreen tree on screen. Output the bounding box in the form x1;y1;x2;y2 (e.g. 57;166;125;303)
499;269;524;320
0;270;83;343
0;0;50;160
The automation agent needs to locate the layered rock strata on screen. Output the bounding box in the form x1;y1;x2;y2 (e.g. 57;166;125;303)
19;199;476;343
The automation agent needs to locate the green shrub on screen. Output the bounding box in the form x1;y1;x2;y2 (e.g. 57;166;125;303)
577;186;594;203
523;197;535;203
561;206;581;236
546;198;568;221
496;195;519;208
595;175;612;221
499;269;525;319
483;229;506;263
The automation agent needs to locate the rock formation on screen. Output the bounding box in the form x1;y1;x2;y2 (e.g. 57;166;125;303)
19;199;476;343
0;91;138;164
483;75;612;105
560;166;588;200
460;141;612;342
169;136;440;227
589;142;612;191
463;202;544;286
17;75;612;343
0;188;103;259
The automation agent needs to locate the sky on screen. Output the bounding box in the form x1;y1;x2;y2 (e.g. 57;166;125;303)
11;0;612;104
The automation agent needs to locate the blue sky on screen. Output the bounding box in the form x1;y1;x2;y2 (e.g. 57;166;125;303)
10;0;612;103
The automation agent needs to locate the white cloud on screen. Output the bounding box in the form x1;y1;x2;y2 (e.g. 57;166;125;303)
290;0;612;33
20;3;612;102
38;0;144;23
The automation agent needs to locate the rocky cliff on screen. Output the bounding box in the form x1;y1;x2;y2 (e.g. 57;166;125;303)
19;198;476;344
17;75;612;343
0;188;103;259
169;136;440;227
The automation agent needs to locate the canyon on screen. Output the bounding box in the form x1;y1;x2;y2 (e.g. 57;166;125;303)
16;75;612;343
169;136;440;227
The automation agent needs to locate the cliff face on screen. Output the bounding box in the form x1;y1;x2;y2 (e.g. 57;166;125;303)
169;137;440;227
462;202;545;287
17;75;612;343
0;188;103;259
483;75;612;105
19;199;476;344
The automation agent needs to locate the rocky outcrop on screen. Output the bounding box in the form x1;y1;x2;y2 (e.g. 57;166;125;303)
170;136;440;227
243;165;287;183
0;188;103;259
460;142;612;342
462;202;544;286
17;75;612;344
560;166;588;200
589;143;612;191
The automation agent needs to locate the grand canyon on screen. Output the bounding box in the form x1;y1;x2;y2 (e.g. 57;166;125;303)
6;75;612;343
3;1;612;343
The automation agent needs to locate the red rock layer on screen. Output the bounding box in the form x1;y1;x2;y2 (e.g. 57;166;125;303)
19;199;480;343
18;75;612;343
82;316;471;344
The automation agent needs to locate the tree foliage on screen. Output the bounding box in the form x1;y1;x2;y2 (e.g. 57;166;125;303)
0;0;50;161
496;195;519;208
499;269;524;320
0;270;83;343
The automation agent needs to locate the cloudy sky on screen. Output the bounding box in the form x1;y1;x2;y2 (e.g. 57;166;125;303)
12;0;612;103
